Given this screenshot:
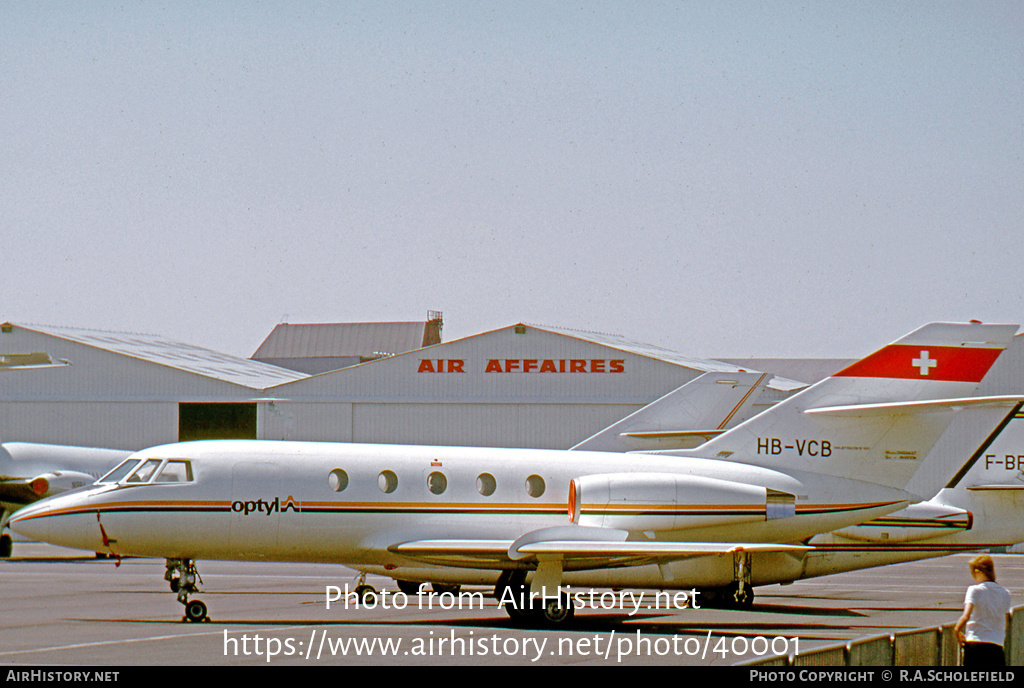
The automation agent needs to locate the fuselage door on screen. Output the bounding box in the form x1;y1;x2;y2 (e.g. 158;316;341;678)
230;462;280;557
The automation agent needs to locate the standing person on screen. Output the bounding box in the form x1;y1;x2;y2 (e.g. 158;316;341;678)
954;554;1012;666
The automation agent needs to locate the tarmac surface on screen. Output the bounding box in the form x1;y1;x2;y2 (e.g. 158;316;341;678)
3;543;1023;667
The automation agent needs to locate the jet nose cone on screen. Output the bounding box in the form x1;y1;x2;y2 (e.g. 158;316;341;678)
8;503;52;542
9;494;96;551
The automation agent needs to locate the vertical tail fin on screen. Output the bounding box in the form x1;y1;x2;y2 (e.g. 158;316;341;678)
680;322;1020;490
571;371;774;452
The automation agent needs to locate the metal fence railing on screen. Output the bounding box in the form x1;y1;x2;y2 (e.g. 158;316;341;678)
742;604;1023;666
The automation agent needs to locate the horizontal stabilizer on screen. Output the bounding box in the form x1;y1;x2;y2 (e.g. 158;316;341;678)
620;429;725;440
806;395;1024;417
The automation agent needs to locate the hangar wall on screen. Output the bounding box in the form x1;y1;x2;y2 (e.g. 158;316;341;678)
0;324;298;450
259;401;354;443
257;324;757;449
0;401;176;449
259;401;641;448
1;321;795;451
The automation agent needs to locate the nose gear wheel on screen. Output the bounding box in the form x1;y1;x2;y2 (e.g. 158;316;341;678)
165;558;209;622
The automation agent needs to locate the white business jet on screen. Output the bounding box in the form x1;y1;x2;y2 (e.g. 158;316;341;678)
10;322;1022;624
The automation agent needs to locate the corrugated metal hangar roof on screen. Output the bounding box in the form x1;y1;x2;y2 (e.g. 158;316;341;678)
719;358;855;386
253;322;431;359
526;325;804;391
11;323;307;389
250;318;444;374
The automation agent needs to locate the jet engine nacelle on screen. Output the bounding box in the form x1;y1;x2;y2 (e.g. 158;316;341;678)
569;472;794;532
27;471;97;498
830;502;972;542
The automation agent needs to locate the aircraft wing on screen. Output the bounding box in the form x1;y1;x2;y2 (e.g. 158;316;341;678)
388;526;810;571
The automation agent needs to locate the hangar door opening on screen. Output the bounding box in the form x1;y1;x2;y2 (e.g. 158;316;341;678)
179;403;257;442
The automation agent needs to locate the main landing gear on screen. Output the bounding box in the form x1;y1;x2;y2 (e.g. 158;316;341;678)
695;548;756;609
695;582;755;609
495;570;574;626
165;558;209;623
352;571;378;604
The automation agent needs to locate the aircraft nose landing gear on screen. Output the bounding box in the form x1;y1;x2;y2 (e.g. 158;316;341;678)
165;558;209;622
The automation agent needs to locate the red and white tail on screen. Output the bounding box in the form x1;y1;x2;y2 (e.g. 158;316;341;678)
830;322;1009;387
681;322;1021;490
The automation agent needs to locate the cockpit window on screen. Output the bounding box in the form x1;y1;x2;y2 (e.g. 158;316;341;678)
97;458;195;485
125;459;162;483
97;459;141;484
154;460;193;483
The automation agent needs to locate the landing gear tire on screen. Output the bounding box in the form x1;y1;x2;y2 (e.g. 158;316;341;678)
496;570;533;622
167;558;207;623
184;599;208;623
396;580;422;595
535;593;574;625
0;534;12;559
431;583;461;595
355;584;377;604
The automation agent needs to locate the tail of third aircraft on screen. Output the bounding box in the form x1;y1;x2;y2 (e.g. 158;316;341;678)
677;322;1022;491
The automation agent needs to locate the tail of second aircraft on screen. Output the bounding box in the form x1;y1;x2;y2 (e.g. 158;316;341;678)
676;322;1022;491
570;371;774;452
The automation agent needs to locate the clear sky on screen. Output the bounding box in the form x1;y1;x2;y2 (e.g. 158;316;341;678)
2;2;1021;359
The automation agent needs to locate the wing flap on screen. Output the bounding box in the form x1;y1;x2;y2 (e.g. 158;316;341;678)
388;539;514;568
389;529;810;571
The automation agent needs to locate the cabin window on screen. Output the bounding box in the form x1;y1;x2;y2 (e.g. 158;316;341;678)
525;474;545;498
154;460;194;483
378;470;398;494
329;469;349;492
427;471;447;495
476;473;496;496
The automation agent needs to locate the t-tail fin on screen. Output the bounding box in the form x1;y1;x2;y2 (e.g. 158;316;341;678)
676;322;1021;491
571;371;774;452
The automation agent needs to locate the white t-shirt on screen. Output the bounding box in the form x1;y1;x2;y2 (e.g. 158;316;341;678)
965;580;1011;645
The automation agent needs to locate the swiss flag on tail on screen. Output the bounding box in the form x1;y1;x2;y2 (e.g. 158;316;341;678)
833;344;1004;383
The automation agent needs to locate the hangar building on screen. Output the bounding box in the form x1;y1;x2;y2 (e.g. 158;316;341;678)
0;321;798;451
0;323;305;448
259;323;800;448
